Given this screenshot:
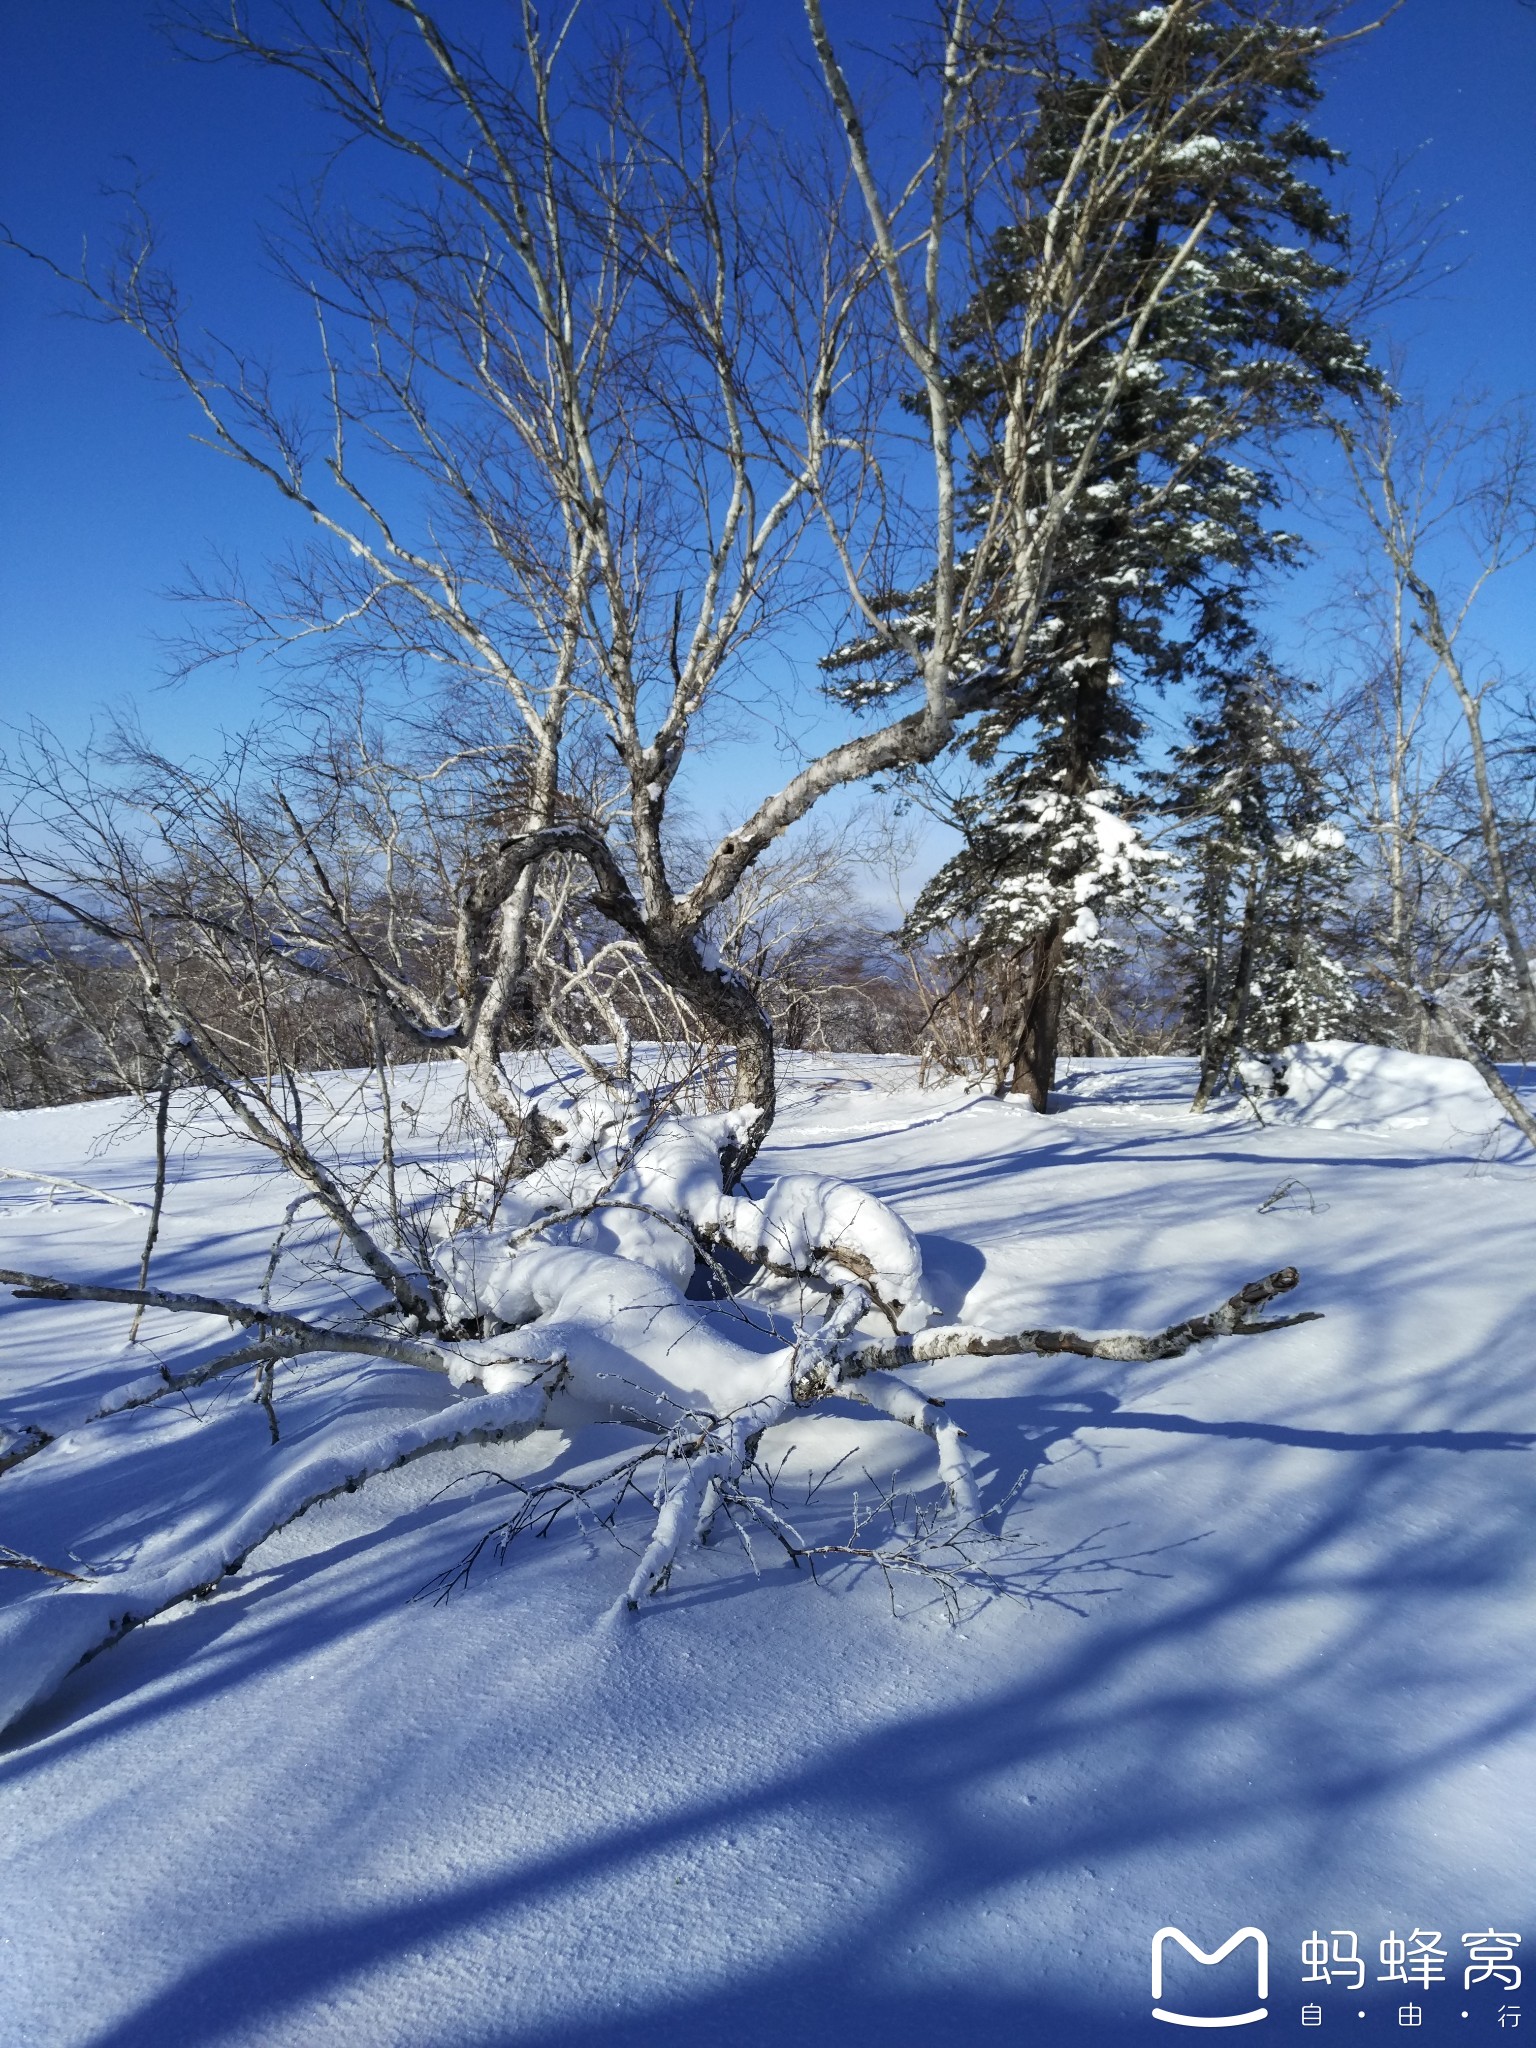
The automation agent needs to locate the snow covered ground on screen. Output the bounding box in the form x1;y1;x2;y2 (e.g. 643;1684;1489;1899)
2;1050;1534;2046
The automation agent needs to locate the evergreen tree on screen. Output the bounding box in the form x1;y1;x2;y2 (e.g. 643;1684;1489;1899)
1446;938;1522;1061
902;766;1161;1086
1163;655;1355;1105
836;0;1373;1105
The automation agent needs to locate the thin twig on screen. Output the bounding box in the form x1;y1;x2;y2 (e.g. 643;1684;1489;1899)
0;1543;87;1583
129;1046;176;1343
0;1167;149;1217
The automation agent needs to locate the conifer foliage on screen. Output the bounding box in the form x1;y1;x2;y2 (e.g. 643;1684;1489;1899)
1162;657;1355;1107
876;0;1373;1105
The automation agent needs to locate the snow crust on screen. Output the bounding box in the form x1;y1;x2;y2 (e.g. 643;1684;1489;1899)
2;1051;1535;2045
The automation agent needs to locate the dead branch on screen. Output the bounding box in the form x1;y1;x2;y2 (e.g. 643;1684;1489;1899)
93;1333;316;1419
1419;1000;1536;1153
0;1268;454;1373
761;1499;1156;1627
0;1543;86;1583
0;1422;52;1477
128;1045;176;1342
0;1380;556;1740
843;1269;1317;1375
0;1166;149;1216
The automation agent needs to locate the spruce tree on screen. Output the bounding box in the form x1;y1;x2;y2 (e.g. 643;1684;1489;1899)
839;0;1374;1106
1163;654;1355;1106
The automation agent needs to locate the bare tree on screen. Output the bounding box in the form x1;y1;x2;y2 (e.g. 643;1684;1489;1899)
1333;391;1536;1127
5;0;1370;1158
0;1;1346;1730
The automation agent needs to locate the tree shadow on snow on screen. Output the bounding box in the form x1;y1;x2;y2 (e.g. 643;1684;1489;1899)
29;1427;1536;2048
911;1231;987;1319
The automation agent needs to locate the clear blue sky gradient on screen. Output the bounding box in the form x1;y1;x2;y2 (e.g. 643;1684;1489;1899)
2;1;1533;805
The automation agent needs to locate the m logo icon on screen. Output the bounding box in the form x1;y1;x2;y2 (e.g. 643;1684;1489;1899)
1152;1926;1269;2028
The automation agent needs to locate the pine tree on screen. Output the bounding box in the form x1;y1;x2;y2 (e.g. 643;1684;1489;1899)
1163;655;1356;1105
1446;938;1521;1061
902;764;1160;1085
838;0;1374;1106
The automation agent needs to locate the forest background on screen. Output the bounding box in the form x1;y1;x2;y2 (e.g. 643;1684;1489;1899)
0;0;1531;1126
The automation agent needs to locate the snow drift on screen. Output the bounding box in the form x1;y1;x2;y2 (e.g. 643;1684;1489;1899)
1243;1038;1520;1143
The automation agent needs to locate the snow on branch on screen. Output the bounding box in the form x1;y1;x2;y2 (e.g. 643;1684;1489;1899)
428;1261;1317;1628
0;1067;1322;1744
0;1421;52;1476
0;1381;555;1740
0;1167;150;1216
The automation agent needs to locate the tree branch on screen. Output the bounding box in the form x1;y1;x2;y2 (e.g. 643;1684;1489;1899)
0;1268;455;1373
843;1269;1316;1375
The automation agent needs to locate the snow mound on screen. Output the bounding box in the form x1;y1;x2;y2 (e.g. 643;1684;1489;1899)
435;1095;936;1333
1250;1039;1509;1140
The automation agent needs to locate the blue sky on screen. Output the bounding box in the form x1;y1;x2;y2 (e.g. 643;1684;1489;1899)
2;0;1533;817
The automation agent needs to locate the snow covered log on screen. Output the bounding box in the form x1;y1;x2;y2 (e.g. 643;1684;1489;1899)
436;1097;936;1330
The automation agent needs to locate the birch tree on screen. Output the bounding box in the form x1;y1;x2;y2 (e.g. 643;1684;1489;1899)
5;0;1382;1143
1334;392;1536;1120
0;0;1340;1725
